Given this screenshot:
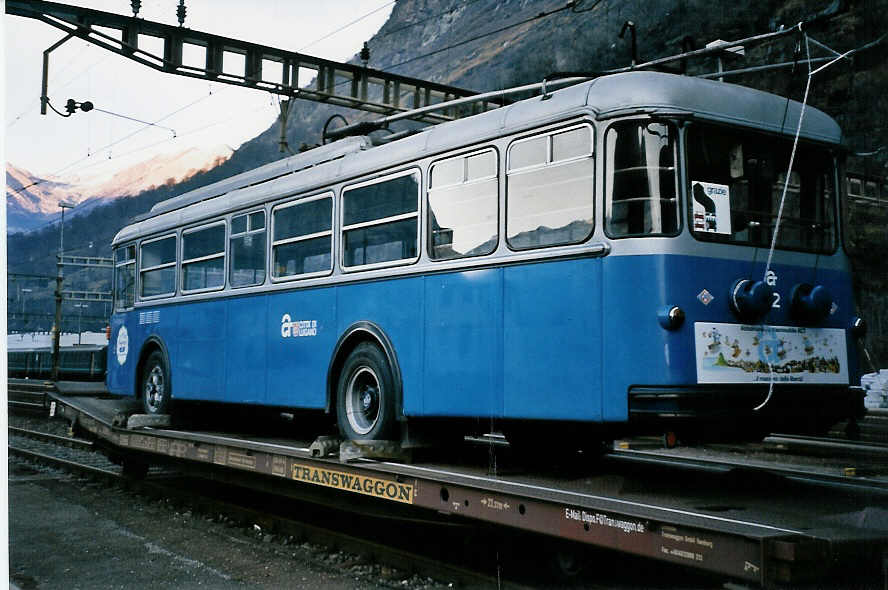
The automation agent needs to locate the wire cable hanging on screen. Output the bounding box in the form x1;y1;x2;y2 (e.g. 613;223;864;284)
752;25;867;412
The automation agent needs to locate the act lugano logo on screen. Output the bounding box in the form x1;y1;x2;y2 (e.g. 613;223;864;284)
116;326;129;365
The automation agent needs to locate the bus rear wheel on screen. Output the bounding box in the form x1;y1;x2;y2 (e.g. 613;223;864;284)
141;351;171;415
336;343;396;441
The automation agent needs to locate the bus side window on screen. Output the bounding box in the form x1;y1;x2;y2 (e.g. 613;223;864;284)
605;121;678;237
428;149;498;260
506;125;594;250
230;211;266;287
342;171;419;268
114;244;136;310
139;235;177;299
182;222;226;292
272;195;333;279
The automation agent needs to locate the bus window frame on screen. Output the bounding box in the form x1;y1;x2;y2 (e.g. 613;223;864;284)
229;208;268;289
602;118;681;240
683;121;839;255
340;168;422;273
138;233;178;301
270;191;335;283
180;220;228;295
113;243;136;311
427;146;499;261
505;122;596;251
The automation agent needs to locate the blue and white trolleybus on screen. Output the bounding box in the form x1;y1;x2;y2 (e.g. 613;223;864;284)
108;72;866;446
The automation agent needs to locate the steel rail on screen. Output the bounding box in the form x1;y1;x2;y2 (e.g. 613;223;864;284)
8;400;47;412
764;434;888;457
9;426;94;450
605;448;888;496
9;445;121;481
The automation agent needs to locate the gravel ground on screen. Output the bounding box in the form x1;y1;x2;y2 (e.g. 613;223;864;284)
8;413;453;590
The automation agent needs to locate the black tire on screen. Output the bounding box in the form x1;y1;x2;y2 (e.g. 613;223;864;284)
336;342;397;441
141;350;171;415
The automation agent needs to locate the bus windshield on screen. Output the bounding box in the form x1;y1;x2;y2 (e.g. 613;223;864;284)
686;124;836;253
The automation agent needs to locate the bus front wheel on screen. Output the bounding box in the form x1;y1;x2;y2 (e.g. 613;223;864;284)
336;343;396;441
141;351;171;415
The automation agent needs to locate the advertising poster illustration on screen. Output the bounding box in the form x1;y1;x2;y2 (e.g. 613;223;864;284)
691;181;732;235
695;322;848;384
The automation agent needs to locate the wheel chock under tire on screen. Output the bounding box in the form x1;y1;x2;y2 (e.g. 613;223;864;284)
339;439;411;463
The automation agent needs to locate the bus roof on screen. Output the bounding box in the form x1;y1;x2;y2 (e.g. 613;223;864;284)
113;71;841;246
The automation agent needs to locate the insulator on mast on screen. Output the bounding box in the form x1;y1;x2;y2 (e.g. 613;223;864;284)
176;0;187;27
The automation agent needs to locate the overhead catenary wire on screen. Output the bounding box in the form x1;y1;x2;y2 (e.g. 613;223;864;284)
11;99;274;251
298;0;395;52
91;107;177;137
371;0;489;41
64;100;272;179
321;0;583;127
382;2;578;72
9;89;221;197
7;51;113;130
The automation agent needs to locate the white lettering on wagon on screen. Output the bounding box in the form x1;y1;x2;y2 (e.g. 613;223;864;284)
280;314;317;338
563;508;645;534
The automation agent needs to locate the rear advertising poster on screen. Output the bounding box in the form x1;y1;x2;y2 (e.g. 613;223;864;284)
695;322;848;384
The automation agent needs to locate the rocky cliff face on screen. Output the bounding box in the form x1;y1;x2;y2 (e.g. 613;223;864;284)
8;0;888;364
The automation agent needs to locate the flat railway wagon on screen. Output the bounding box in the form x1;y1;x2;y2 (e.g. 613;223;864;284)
45;390;888;588
107;71;866;445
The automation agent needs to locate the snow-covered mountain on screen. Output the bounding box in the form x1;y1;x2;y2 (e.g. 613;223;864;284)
6;144;232;233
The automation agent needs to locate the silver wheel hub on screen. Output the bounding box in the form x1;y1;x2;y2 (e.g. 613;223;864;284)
145;365;165;410
345;366;380;436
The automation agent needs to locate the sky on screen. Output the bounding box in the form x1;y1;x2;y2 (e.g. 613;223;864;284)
4;0;395;183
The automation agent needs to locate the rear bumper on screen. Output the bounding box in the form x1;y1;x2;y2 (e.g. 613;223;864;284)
629;384;866;422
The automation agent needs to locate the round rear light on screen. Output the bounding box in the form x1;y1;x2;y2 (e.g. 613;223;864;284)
658;305;685;330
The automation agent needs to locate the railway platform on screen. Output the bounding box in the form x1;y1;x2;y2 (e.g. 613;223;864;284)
45;390;888;588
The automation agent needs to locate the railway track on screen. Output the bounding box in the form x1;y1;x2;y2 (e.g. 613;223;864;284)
12;401;887;588
7;378;52;413
606;446;888;496
832;409;888;443
764;433;888;460
9;426;94;451
7;418;543;589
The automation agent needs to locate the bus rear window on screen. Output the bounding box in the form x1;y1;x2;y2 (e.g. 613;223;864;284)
686;125;836;253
